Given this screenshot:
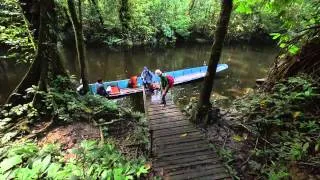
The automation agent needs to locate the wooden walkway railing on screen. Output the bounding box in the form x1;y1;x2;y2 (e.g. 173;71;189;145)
145;91;231;180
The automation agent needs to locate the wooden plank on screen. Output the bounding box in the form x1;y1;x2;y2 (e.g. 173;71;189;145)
148;108;181;115
152;126;196;136
149;112;184;120
153;129;199;139
156;144;209;157
155;157;220;170
154;150;218;162
150;117;187;124
150;121;190;130
148;103;175;108
154;154;219;168
156;146;209;157
151;123;191;131
149;114;185;121
170;168;228;180
149;112;184;119
155;140;209;150
153;136;204;145
154;158;220;170
153;131;202;141
150;118;186;125
152;124;194;132
167;164;224;176
190;173;231;180
155;142;208;155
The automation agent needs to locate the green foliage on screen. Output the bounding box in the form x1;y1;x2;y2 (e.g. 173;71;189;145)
0;0;35;63
0;75;149;149
233;75;320;178
266;163;289;180
212;144;239;180
56;0;308;46
236;0;320;53
0;140;149;179
26;76;118;122
2;0;319;52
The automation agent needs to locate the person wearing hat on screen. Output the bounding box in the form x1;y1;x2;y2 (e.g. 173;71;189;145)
155;69;174;105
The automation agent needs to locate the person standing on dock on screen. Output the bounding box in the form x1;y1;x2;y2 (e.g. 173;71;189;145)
141;66;154;90
155;69;174;105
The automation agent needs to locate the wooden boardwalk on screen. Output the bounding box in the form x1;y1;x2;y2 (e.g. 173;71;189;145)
145;91;230;180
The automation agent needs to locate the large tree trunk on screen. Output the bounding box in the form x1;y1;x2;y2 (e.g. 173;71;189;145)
7;0;68;105
18;0;40;39
90;0;104;26
32;0;50;107
191;0;233;124
67;0;89;93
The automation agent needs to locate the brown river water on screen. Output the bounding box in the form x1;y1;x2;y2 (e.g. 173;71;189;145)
0;43;277;111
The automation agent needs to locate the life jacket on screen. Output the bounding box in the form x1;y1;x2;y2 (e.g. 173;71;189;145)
129;76;138;88
166;75;174;88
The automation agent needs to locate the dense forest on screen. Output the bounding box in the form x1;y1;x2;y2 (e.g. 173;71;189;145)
0;0;319;179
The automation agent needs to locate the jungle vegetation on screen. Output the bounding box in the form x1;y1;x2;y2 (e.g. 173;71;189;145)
0;0;320;179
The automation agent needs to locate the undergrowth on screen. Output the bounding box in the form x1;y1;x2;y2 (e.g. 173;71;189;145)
232;75;320;179
0;76;150;179
0;76;148;145
0;140;149;179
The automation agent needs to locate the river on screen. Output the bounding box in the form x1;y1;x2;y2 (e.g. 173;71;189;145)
0;43;278;109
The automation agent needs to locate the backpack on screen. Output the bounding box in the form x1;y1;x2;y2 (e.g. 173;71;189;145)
166;75;174;88
97;86;107;96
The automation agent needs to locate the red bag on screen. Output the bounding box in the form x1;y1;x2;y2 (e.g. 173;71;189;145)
166;75;174;88
111;86;120;94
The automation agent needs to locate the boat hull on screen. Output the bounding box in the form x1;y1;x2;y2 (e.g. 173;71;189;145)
89;64;228;98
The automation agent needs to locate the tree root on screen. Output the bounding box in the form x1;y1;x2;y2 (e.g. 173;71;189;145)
265;36;320;89
24;116;54;140
94;118;127;126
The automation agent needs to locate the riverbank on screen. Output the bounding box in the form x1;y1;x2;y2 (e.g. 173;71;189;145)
186;75;320;179
62;29;275;50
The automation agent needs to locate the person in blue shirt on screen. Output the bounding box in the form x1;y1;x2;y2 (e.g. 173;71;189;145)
141;66;154;90
95;79;108;96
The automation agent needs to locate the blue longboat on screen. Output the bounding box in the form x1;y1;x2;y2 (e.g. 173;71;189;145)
89;64;228;98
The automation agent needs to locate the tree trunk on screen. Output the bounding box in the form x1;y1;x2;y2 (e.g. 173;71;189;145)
189;0;196;13
7;0;68;105
18;0;40;39
119;0;130;32
191;0;233;124
32;0;49;107
90;0;104;26
67;0;89;93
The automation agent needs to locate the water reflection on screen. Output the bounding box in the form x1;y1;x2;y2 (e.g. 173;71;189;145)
0;44;277;107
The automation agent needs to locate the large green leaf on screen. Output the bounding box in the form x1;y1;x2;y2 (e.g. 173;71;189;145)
15;167;37;180
0;155;22;173
40;155;51;173
46;163;62;178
